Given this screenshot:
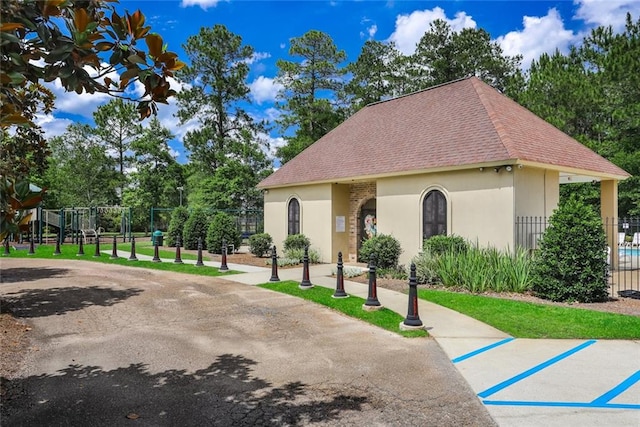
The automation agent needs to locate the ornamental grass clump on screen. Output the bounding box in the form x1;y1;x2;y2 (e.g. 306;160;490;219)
531;196;608;303
413;238;533;293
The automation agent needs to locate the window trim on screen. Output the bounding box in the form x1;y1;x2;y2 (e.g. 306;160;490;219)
287;197;301;235
420;187;450;247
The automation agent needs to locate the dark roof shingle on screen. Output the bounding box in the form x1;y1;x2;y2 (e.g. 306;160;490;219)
259;77;629;188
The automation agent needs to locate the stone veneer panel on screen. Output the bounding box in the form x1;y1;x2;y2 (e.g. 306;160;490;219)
348;182;376;262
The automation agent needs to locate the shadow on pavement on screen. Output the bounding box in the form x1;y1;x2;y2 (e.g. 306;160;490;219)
0;267;70;283
1;286;143;318
1;353;367;426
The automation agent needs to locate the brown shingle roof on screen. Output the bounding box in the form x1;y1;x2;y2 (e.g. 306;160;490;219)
258;77;629;188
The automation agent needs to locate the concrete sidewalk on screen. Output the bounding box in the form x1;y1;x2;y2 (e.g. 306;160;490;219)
225;264;640;427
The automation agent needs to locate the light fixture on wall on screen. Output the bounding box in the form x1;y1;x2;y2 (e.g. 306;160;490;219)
494;165;514;173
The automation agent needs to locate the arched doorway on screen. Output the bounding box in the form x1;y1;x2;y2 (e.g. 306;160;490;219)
358;198;377;251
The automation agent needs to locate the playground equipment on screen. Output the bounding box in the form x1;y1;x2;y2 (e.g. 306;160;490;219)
36;206;132;243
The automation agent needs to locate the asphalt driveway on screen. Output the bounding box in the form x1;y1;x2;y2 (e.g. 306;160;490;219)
0;258;495;426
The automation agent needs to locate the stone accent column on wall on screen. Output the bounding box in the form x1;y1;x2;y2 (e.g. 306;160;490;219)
348;182;376;262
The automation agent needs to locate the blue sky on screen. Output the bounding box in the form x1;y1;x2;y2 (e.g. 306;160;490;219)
38;0;640;165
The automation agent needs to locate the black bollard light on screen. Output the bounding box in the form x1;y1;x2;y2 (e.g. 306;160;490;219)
77;238;85;256
299;246;313;289
269;245;280;282
53;234;62;256
363;254;382;309
402;263;424;329
128;236;138;261
195;237;204;267
28;238;35;255
174;235;183;264
333;251;348;298
110;235;119;259
152;240;161;262
219;239;229;271
93;234;101;257
3;239;10;256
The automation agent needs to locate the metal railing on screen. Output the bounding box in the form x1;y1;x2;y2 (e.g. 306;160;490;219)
515;216;640;297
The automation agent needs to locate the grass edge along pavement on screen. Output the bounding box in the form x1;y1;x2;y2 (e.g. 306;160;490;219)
6;244;638;340
259;281;428;338
4;243;239;277
116;242;208;261
419;289;640;339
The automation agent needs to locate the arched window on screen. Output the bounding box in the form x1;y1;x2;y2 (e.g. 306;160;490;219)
288;198;300;235
423;190;447;240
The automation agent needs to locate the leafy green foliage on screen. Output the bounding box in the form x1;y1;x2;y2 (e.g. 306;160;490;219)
513;14;640;216
276;30;346;163
248;233;273;257
283;247;321;264
176;25;271;211
0;178;45;241
206;212;241;254
358;234;402;269
344;40;406;112
411;250;441;285
424;235;469;256
166;206;189;247
182;208;209;250
531;196;608;302
408;19;522;93
42;124;120;207
283;234;310;252
1;0;184;130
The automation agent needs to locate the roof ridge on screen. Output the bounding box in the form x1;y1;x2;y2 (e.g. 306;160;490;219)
365;76;472;108
470;78;520;159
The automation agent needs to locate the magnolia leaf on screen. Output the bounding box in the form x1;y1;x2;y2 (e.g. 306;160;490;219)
146;34;163;58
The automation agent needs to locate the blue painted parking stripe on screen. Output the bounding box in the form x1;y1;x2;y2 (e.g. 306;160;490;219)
591;370;640;405
483;400;640;410
478;340;597;398
452;337;515;363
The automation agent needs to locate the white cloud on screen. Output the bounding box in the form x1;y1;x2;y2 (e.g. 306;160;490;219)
574;0;640;31
264;107;281;122
249;76;284;104
388;7;476;54
35;114;73;140
244;52;271;65
368;24;378;38
180;0;221;11
497;8;576;69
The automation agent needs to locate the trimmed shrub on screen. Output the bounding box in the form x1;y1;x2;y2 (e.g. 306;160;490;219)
531;196;608;302
206;212;242;254
249;233;273;257
166;206;189;247
284;247;321;264
182;208;210;250
358;234;402;269
283;234;310;252
424;234;468;256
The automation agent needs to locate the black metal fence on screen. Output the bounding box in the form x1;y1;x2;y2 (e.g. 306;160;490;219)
515;216;640;297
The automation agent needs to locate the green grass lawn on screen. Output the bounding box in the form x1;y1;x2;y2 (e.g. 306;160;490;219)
259;281;428;338
4;243;237;277
6;243;638;340
418;289;640;339
115;241;210;261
